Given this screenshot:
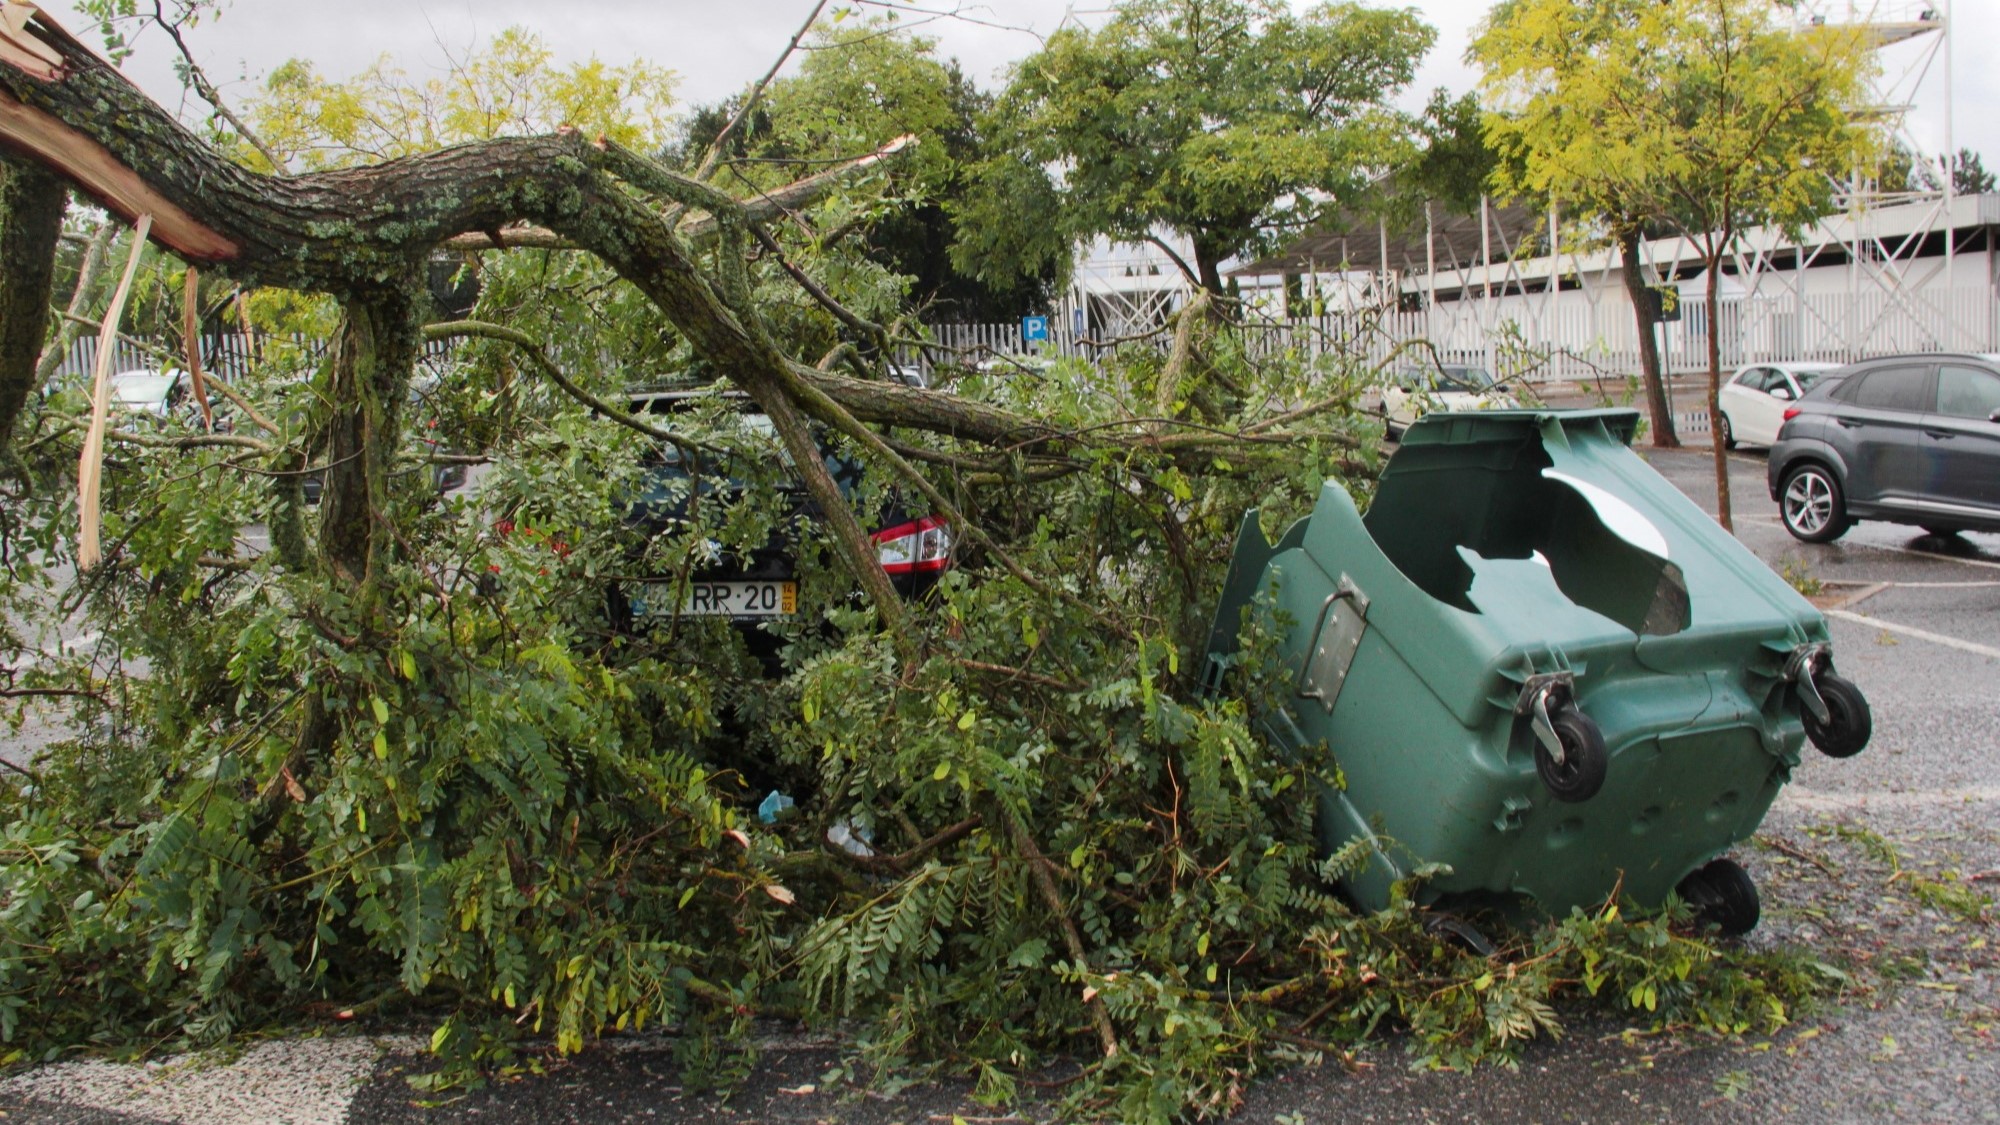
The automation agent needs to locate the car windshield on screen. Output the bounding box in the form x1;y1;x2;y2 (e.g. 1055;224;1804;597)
1439;366;1495;392
1396;366;1495;394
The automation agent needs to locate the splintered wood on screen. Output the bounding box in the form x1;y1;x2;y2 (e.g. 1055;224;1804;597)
77;213;152;572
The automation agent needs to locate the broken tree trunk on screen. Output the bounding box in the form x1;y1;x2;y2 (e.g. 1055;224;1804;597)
0;154;64;452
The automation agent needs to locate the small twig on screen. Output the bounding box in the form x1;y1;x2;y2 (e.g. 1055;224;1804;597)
688;0;831;185
949;658;1080;693
421;320;709;457
0;686;105;702
148;0;283;168
1765;835;1839;877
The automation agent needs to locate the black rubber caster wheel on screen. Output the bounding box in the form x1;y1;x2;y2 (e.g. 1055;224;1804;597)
1536;707;1608;803
1802;672;1871;759
1678;857;1760;936
1423;912;1497;957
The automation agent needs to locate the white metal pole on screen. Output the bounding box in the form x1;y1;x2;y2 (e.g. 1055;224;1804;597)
1942;0;1956;306
1425;200;1437;310
1480;194;1494;374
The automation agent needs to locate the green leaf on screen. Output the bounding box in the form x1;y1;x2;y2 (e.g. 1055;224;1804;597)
371;696;390;724
933;761;951;781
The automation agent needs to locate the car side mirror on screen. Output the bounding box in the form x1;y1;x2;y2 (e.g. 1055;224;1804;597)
1770;385;1795;401
1990;408;2000;423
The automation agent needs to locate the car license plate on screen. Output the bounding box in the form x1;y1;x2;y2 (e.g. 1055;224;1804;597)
633;580;796;617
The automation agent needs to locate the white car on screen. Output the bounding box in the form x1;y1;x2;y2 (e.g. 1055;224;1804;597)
106;368;188;418
1380;364;1518;437
1716;362;1842;449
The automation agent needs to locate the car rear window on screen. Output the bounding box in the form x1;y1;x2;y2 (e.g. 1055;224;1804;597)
1847;366;1931;412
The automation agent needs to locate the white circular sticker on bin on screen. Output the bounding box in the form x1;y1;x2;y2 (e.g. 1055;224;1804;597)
1541;469;1671;560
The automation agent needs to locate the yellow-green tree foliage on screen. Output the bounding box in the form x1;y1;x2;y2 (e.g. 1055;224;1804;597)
247;27;679;170
1475;0;1875;241
1473;0;1875;527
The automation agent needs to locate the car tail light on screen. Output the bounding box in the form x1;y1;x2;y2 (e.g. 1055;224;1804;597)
1782;407;1802;422
872;516;953;575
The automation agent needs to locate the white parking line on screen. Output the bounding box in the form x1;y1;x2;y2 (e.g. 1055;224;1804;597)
1824;608;2000;660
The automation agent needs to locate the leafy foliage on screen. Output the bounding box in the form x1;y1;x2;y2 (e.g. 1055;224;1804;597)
0;8;1846;1121
246;27;679;170
675;21;1056;320
4;313;1838;1117
956;0;1435;292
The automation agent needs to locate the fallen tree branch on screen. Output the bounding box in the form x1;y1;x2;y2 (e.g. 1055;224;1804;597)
422;320;708;457
836;814;983;875
107;426;272;454
1008;812;1121;1059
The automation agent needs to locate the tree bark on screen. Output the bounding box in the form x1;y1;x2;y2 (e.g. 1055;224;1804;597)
319;287;419;597
1704;245;1730;532
1193;240;1225;297
1616;223;1677;448
0;155;65;451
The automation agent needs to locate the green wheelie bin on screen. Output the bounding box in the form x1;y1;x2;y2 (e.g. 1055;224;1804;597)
1202;409;1871;934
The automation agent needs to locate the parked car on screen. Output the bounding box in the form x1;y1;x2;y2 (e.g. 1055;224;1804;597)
105;368;191;422
1768;353;2000;542
1715;361;1843;448
1379;363;1518;439
610;386;951;639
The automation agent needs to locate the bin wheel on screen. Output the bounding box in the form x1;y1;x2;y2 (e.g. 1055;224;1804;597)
1677;857;1760;936
1423;912;1497;957
1802;672;1871;759
1535;708;1608;803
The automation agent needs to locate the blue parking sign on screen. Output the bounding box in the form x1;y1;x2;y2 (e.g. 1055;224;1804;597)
1021;315;1050;342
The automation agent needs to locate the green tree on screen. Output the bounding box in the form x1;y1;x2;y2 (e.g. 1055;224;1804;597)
1476;0;1875;527
1942;147;1995;195
247;27;678;170
957;0;1435;296
676;23;1056;321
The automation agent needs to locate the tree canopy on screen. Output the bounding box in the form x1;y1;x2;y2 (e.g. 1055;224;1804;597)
675;22;1056;321
955;0;1435;295
1474;0;1875;525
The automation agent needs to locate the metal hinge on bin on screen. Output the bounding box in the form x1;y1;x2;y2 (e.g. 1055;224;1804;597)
1781;642;1832;724
1297;577;1370;714
1514;672;1577;765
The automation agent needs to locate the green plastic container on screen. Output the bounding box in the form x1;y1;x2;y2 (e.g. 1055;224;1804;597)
1203;409;1870;926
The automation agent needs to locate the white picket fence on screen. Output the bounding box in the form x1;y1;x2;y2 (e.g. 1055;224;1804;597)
49;332;460;383
919;285;2000;385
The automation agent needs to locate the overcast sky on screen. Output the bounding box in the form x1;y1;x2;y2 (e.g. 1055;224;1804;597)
34;0;1993;174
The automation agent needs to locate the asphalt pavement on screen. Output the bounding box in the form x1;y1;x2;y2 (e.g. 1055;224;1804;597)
4;444;1997;1124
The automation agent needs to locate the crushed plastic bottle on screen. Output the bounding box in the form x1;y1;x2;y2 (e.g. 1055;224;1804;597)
757;790;795;824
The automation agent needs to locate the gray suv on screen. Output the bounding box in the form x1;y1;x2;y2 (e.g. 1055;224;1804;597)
1768;354;2000;542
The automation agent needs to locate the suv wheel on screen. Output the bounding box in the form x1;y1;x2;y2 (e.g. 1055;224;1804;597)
1780;463;1850;543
